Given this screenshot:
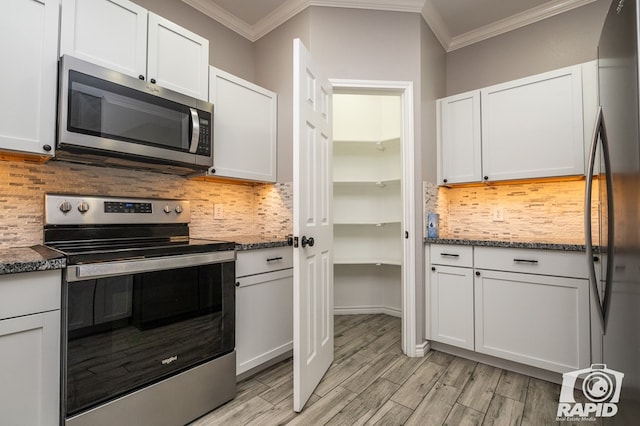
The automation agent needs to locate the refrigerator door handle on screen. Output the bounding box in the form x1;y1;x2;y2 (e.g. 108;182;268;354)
584;106;615;334
585;106;604;331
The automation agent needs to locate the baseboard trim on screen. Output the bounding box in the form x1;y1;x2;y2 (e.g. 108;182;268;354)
334;306;401;318
415;341;430;357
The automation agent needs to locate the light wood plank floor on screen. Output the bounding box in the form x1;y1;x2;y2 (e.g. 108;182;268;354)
191;314;573;426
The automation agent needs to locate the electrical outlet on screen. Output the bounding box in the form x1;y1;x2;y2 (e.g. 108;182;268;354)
492;207;505;222
213;204;224;220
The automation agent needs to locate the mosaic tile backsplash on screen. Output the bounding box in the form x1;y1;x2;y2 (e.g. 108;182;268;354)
0;160;293;249
425;179;595;245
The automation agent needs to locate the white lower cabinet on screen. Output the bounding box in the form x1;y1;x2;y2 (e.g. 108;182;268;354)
474;269;590;373
235;247;293;376
430;265;474;350
428;244;591;374
0;270;61;426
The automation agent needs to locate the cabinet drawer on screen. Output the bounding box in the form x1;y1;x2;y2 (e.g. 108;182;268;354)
430;245;473;267
474;247;587;278
236;246;293;277
0;270;61;320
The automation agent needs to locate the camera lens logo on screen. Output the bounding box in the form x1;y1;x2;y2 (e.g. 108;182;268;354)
583;370;614;403
557;364;624;420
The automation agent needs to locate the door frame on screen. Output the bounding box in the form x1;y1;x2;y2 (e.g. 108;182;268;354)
330;79;417;356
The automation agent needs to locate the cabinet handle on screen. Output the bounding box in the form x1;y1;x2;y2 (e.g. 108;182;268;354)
431;267;436;271
42;144;52;152
440;253;460;258
138;75;145;80
150;78;156;84
475;271;480;276
443;178;448;183
235;281;240;287
593;256;599;262
513;258;538;264
266;256;283;262
484;176;489;180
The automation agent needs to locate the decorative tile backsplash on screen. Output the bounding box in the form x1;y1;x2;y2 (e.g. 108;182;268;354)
0;160;293;249
424;180;593;245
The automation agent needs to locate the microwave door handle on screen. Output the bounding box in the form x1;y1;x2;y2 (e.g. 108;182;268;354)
189;108;200;153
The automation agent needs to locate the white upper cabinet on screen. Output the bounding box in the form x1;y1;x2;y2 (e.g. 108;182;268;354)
0;0;59;159
59;0;147;79
481;65;585;181
437;90;482;185
147;13;209;100
208;67;277;182
60;0;209;100
438;64;586;184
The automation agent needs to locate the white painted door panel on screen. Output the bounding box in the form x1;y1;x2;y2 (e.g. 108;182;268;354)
60;0;147;79
292;39;334;412
437;90;482;184
147;13;209;100
474;269;590;372
0;0;59;158
0;311;60;425
209;67;277;182
481;65;584;181
430;265;474;350
236;269;293;375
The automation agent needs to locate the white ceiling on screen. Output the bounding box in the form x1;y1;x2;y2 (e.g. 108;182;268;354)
182;0;598;51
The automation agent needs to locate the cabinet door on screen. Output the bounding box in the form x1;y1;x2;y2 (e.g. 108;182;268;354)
0;0;59;158
474;269;590;372
0;311;60;426
481;66;585;181
430;265;474;350
59;0;147;79
236;269;293;375
209;67;277;182
437;91;482;184
147;13;209;100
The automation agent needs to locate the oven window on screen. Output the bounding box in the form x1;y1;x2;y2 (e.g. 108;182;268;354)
67;70;191;151
65;262;235;416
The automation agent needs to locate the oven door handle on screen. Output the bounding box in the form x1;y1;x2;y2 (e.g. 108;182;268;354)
66;251;236;282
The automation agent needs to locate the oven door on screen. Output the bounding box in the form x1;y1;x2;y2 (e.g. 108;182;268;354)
62;251;235;418
58;55;213;169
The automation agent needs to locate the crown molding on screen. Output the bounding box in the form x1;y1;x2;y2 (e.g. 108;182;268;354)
421;0;451;51
184;0;598;48
426;0;599;52
183;0;425;42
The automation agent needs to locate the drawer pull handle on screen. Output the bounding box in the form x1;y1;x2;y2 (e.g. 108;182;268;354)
267;256;283;262
440;253;460;258
513;258;538;264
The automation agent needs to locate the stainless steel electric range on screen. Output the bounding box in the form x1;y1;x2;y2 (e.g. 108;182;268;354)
44;194;236;426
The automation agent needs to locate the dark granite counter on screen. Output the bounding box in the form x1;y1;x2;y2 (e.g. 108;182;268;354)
222;235;290;251
0;246;66;275
425;237;586;252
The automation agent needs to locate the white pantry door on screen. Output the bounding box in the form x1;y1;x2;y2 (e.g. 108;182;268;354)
292;38;334;412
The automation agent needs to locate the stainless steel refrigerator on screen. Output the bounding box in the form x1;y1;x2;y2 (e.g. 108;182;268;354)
585;0;640;420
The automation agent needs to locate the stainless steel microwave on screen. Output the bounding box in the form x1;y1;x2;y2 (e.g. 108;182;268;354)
56;55;213;175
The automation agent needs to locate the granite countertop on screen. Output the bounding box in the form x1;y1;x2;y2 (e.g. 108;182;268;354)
425;237;586;252
221;235;290;251
0;245;66;275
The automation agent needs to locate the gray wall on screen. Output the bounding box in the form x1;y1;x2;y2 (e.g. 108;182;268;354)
132;0;255;81
446;0;611;95
254;11;311;183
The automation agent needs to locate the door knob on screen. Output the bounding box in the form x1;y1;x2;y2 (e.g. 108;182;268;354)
301;236;315;248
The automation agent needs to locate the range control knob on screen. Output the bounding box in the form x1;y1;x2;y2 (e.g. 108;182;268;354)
163;205;172;214
77;201;90;214
175;205;183;214
59;201;72;213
